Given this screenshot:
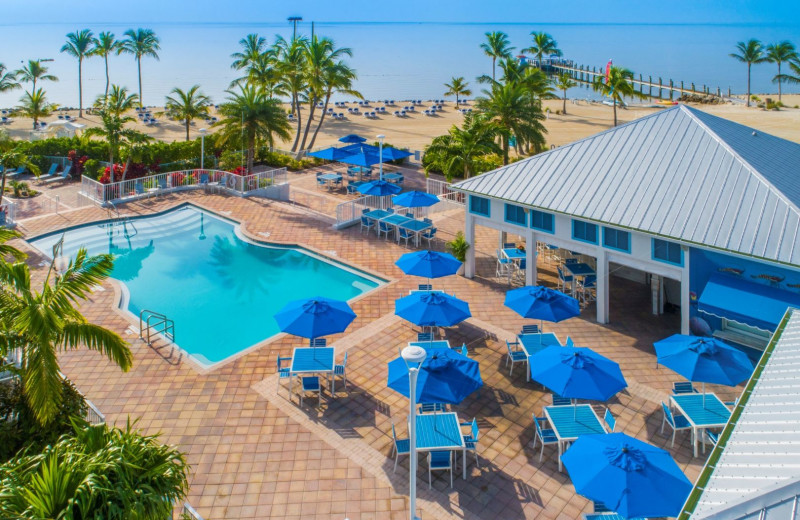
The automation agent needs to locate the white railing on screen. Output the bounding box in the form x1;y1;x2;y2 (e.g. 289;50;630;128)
84;398;105;425
334;194;391;228
426;178;464;214
180;503;205;520
0;201;16;227
229;168;287;195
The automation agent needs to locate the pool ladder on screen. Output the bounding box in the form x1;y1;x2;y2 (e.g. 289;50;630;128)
105;202;138;239
139;309;175;346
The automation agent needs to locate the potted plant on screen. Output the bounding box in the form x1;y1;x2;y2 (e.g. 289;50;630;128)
446;231;470;275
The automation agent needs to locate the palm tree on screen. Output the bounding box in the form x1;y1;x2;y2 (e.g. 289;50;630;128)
60;29;94;117
0;64;19;93
274;35;308;151
444;76;472;106
424;113;501;181
231;33;267;71
480;32;514;82
524;32;562;68
17;89;56;130
730;39;767;107
215;86;292;173
94;84;139;116
776;58;800;87
232;52;284;97
592;66;646;126
476;82;547;164
84;108;150;168
554;72;576;114
164;85;211;141
92;32;123;99
120;28;161;107
307;61;361;150
0;245;132;425
765;41;797;103
14;60;57;93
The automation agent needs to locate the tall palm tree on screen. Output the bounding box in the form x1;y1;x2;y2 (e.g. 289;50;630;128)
480;32;514;82
60;29;94;117
730;39;767;107
0;245;133;425
444;76;472;106
232;52;284;97
94;84;139;116
476;82;547;164
92;32;123;99
214;86;292;173
84;108;150;167
15;60;57;94
17;89;56;130
776;58;800;87
120;28;161;107
164;85;211;141
765;41;797;103
592;65;646;126
524;32;562;68
275;35;308;151
231;33;267;71
554;72;576;114
0;64;20;93
307;61;361;150
424;113;501;181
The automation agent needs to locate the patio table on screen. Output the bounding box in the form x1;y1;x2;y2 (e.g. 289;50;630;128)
412;412;468;479
399;219;432;247
670;393;732;457
544;404;607;471
380;214;412;240
318;173;343;190
518;333;562;381
289;347;335;397
363;209;392;235
564;262;596;297
383;172;404;183
502;247;527;261
409;340;451;350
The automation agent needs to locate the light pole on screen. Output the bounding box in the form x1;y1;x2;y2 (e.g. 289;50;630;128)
199;128;207;170
377;134;385;181
401;345;426;520
288;16;303;40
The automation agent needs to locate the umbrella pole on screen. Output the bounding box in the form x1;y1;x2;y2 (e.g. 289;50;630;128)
702;382;706;407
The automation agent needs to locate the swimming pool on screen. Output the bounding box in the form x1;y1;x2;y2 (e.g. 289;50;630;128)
29;205;384;368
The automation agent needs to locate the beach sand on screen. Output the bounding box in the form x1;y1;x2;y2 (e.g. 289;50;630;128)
3;94;799;154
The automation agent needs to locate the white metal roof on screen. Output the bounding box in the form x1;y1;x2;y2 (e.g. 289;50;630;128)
690;308;800;519
452;105;800;267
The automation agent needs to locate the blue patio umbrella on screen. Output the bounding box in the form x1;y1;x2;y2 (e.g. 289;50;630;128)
274;296;357;340
307;146;354;161
338;134;367;143
340;142;413;161
530;346;627;402
504;285;580;327
392;190;440;208
395;291;471;328
561;433;692;519
357;180;402;197
387;347;482;404
395;250;461;280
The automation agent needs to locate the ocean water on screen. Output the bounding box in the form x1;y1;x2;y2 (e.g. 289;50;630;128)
0;22;798;109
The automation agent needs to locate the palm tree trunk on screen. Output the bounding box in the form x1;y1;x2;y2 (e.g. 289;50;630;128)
185;119;190;141
502;136;509;165
121;157;131;182
0;170;7;205
137;57;143;107
78;58;83;118
299;96;317;152
613;99;618;126
563;88;567;114
746;63;751;107
247;134;255;173
104;55;110;99
492;57;496;81
290;95;303;152
778;62;782;102
308;92;332;150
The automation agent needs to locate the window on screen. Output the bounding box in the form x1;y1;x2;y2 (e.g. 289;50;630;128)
652;238;683;266
469;195;490;217
504;204;527;226
602;227;630;253
530;210;554;233
572;219;598;244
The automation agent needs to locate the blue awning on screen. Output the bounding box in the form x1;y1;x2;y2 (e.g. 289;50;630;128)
698;274;800;331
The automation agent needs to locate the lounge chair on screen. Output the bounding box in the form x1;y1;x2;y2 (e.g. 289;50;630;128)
660;401;691;447
391;422;410;472
532;415;558;461
505;340;527;376
427;451;453;489
4;167;23;178
298;376;322;407
38;163;58;180
44;165;72;184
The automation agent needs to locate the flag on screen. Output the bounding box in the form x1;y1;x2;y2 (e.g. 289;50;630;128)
605;59;613;83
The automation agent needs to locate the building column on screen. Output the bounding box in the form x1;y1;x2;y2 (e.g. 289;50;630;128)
464;213;476;279
498;230;507;252
526;230;537;286
681;247;691;334
651;275;661;315
596;250;609;324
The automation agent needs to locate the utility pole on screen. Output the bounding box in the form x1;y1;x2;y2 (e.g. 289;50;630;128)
288;16;302;40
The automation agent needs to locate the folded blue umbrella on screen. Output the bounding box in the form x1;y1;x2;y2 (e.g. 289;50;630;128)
562;433;692;519
274;296;357;339
504;285;580;323
530;346;627;402
392;190;440;208
357;180;402;196
654;334;753;387
395;291;471;327
395;250;461;279
338;134;367;143
387;347;482;404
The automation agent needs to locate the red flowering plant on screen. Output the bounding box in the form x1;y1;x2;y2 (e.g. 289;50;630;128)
230;166;247;176
67;150;89;177
168;172;185;187
99;164;125;184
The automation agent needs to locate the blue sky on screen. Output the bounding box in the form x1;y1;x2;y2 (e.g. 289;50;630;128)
3;0;800;25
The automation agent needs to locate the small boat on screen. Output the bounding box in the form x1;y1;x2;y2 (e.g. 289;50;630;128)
656;100;678;106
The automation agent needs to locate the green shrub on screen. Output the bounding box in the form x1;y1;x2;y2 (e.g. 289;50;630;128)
82;158;102;180
28;154;49;174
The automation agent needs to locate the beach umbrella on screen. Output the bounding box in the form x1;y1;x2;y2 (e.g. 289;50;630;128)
561;433;692;519
387;347;482;404
395;250;461;280
357;180;402;197
274;296;356;340
504;285;580;332
307;146;353;161
395;291;471;328
392;190;440;208
338;134;367;143
530;346;627;403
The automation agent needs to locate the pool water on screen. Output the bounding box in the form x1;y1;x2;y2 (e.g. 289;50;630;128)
30;205;383;366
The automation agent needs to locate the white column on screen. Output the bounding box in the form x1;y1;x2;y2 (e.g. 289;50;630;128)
464;213;476;279
596;250;609;324
498;230;506;251
651;275;660;315
681;246;691;334
526;229;537;286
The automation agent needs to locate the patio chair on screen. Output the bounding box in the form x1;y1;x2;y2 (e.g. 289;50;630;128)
347;183;360;195
199;173;209;188
418;403;447;414
565;258;578;265
360;216;374;234
391;422;410;472
420;227;437;248
521;324;540;334
298;376;322;407
397;227;412;247
503;242;516;248
276;356;293;394
309;338;327;347
418;284;432;291
604;408;616;432
459;344;468;357
557;266;573;293
660;401;692;447
704;429;720;450
333;352;348;392
404;212;414;218
672;381;697;394
316;176;327;189
459;418;480;472
427;450;453;489
532;415;558;462
378;221;394;240
417;332;433;342
505;340;527;376
496;250;513;282
552;394;572;406
134;182;145;198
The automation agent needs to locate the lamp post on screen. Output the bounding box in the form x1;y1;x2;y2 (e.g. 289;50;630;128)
377;134;385;181
288;16;303;40
199;128;207;170
401;345;426;520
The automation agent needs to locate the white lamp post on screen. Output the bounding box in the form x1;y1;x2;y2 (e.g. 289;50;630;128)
401;345;426;520
377;134;385;181
199;128;207;170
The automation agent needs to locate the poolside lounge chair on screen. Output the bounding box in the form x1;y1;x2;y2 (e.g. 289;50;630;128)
391;422;410;472
604;408;616;432
532;415;558;462
427;451;453;489
661;401;692;447
672;381;697;394
505;340;527;376
298;376;321;407
276;356;293;394
4;167;23;178
333;352;348;392
44;165;72;184
38;163;58;180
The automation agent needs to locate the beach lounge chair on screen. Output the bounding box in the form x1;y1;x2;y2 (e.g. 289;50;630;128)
391;422;410;472
552;394;572;406
604;408;616;432
400;110;407;117
44;165;72;184
277;356;293;394
38;163;58;180
428;451;453;489
393;111;401;117
333;352;348;392
298;376;321;407
661;401;692;447
505;340;527;376
532;416;559;461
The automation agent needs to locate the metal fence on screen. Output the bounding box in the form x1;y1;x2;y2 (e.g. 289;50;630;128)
426;178;464;214
180;503;205;520
0;201;16;227
334;194;391;228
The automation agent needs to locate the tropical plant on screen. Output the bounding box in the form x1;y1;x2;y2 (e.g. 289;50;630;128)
765;41;798;102
214;86;292;173
14;60;57;93
231;33;267;71
233;52;285;97
91;32;123;99
592;65;646;126
480;32;514;81
274;35;308;151
424;113;500;181
164;85;211;141
524;32;562;68
120;28;161;107
94;84;139;116
83;108;151;169
0;146;40;205
0;64;19;93
60;29;94;117
0;419;189;518
446;231;470;263
730;39;767;107
444;76;472;106
17;89;56;130
554;72;576;114
307;60;360;150
776;57;800;87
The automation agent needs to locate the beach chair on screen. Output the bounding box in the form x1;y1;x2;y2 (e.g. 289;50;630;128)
276;356;293;394
38;163;58;180
44;165;72;184
391;422;410;472
660;402;691;447
298;376;321;407
333;352;348;392
532;415;559;462
505;340;527;376
427;451;453;489
604;408;616;432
